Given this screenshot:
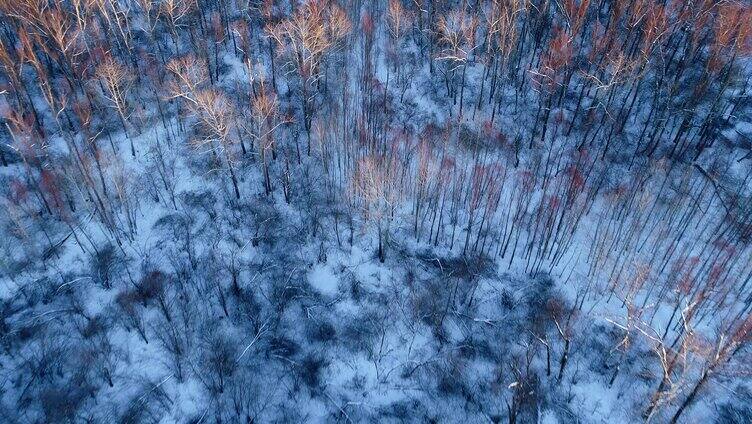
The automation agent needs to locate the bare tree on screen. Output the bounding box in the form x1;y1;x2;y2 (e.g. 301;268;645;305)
248;82;288;196
267;1;350;145
352;153;403;262
96;54;135;155
167;56;242;198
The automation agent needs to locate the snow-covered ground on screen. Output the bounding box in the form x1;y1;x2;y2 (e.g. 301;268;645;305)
1;2;751;423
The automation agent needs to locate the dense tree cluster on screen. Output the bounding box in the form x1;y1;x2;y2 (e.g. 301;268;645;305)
0;0;750;422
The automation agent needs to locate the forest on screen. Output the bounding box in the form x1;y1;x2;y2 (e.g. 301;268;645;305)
0;0;751;422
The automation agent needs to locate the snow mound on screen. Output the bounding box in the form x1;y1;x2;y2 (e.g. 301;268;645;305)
308;265;338;296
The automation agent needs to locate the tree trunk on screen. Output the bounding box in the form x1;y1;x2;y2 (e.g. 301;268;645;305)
557;337;570;381
669;370;709;424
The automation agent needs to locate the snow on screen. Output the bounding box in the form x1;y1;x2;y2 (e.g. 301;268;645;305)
309;264;339;296
0;2;750;423
540;409;561;424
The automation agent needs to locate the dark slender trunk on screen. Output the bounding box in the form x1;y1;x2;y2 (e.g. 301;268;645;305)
669;370;709;424
557;337;570;381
